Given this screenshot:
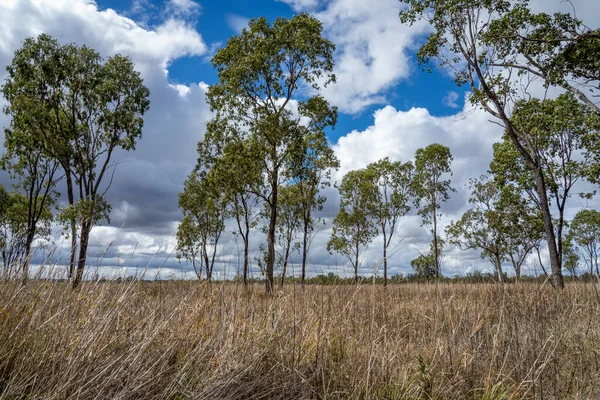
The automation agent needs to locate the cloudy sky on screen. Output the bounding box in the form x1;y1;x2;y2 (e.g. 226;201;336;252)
0;0;598;280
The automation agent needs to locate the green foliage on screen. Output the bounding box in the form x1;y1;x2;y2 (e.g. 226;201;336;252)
489;93;596;278
328;169;378;281
412;144;454;224
446;176;542;280
412;143;454;278
411;253;436;279
567;209;600;276
399;0;600;288
204;14;336;292
365;157;413;283
0;188;52;274
2;34;150;285
177;172;226;281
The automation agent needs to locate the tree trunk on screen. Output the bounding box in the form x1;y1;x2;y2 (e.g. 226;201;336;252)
203;245;211;282
266;170;278;295
280;243;290;288
494;252;504;284
432;208;440;280
65;173;77;282
382;227;388;287
531;166;564;288
354;239;359;283
21;231;35;285
73;220;91;289
243;229;249;286
301;209;310;286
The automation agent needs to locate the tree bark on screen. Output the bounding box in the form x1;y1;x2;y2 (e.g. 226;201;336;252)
494;252;504;284
266;169;278;295
531;166;564;288
280;243;290;288
243;228;249;286
432;207;440;280
65;173;77;282
354;239;359;283
301;208;310;286
73;220;91;289
382;227;388;287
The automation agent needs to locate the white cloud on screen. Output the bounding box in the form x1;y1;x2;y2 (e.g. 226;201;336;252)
166;0;201;18
442;91;460;108
225;13;250;33
275;0;319;11
276;0;430;114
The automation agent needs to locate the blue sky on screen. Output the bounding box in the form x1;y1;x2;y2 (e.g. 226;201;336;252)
0;0;598;280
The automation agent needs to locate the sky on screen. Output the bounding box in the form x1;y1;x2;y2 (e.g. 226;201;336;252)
0;0;599;280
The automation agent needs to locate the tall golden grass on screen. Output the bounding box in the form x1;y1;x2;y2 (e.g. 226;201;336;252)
0;280;598;399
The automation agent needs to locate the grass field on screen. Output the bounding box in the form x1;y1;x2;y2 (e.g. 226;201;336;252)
0;280;599;399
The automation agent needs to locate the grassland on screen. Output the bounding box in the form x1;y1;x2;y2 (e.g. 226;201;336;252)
0;280;599;399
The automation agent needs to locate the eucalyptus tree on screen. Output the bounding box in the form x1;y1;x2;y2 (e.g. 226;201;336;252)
205;14;336;293
275;184;302;287
288;119;339;286
0;188;53;279
447;178;507;282
177;172;227;282
0;108;60;279
327;169;378;283
200;135;263;286
567;209;600;276
446;176;541;282
489;94;596;283
399;0;600;288
3;34;150;288
563;237;580;278
411;253;435;279
411;144;454;279
411;238;444;279
366;158;413;286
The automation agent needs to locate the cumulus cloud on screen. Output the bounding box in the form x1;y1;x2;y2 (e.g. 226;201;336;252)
166;0;201;18
275;0;319;11
442;91;460;108
276;0;430;114
225;13;250;33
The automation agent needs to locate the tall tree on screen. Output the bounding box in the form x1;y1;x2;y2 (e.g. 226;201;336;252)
411;238;444;279
0;117;60;280
0;189;53;279
327;169;378;283
3;34;150;288
399;0;600;288
275;184;302;287
289;122;339;286
411;144;454;279
568;209;600;276
446;176;541;282
563;236;580;279
366;158;413;286
205;14;336;293
489;94;596;281
177;172;226;282
198;133;263;286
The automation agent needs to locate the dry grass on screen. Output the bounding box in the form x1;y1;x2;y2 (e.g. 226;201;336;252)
0;280;599;399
